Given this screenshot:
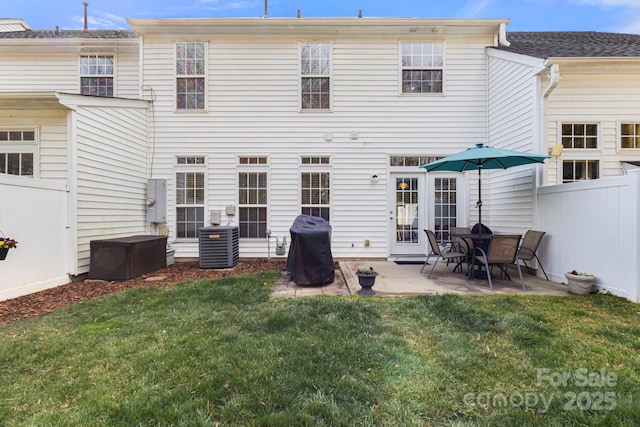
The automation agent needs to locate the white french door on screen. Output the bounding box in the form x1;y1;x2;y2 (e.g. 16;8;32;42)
388;172;462;257
389;173;426;256
428;174;462;244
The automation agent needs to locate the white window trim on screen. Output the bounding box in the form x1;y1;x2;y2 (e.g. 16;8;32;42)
617;119;640;153
174;41;208;113
560;159;601;183
0;127;38;178
298;41;333;112
237;163;270;240
299;159;332;222
78;53;116;97
557;120;601;150
398;41;446;95
174;156;207;241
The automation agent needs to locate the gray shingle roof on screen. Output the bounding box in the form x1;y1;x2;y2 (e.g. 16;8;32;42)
0;29;136;39
503;31;640;59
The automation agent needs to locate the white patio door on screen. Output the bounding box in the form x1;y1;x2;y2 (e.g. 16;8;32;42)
427;174;462;244
389;173;426;256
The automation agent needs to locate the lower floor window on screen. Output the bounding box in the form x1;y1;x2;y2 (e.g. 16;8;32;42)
563;160;599;183
176;171;205;238
176;206;204;238
0;152;34;176
239;172;267;238
301;172;330;221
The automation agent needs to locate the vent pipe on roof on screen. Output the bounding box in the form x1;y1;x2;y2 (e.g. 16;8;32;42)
83;2;89;31
263;0;268;18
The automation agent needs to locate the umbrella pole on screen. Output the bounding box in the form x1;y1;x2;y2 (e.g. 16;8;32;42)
477;167;482;230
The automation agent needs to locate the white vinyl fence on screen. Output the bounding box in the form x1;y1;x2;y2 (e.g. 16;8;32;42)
0;174;70;301
537;170;640;303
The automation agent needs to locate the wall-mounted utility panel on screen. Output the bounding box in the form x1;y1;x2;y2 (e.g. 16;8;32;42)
147;178;167;223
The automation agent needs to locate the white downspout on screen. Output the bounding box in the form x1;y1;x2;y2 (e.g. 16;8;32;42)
540;63;560;182
498;23;511;47
533;63;560;233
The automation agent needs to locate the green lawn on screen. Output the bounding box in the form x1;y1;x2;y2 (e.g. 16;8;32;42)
1;270;638;426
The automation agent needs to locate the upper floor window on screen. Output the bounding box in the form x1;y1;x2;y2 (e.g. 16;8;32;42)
300;42;331;110
561;123;598;149
0;129;36;177
621;123;640;149
401;43;444;94
80;55;114;97
176;42;206;110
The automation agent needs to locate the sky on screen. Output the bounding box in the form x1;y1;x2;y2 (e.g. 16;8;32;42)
2;0;640;34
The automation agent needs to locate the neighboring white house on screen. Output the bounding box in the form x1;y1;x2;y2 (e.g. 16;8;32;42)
1;16;640;301
0;21;149;299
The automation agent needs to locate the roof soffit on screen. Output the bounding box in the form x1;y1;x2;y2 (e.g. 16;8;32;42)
127;17;509;37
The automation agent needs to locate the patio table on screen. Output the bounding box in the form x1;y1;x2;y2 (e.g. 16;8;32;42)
449;232;493;279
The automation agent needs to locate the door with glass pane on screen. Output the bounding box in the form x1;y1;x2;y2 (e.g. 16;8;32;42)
429;175;460;244
389;174;426;256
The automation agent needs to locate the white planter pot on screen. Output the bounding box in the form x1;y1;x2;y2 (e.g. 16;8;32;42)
565;273;595;295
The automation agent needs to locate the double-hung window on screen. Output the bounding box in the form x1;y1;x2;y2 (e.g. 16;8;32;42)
176;42;206;110
560;123;599;183
175;156;206;238
401;42;444;94
0;129;36;177
621;123;640;149
80;55;114;97
301;156;331;221
238;157;268;239
300;42;331;110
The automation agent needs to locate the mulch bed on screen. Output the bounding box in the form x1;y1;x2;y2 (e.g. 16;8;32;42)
0;259;288;325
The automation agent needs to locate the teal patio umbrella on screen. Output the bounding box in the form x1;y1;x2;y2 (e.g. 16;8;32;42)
420;144;550;229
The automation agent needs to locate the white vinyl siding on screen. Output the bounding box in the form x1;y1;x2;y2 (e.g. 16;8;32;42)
71;100;149;273
139;30;494;258
0;42;139;98
486;51;542;232
545;70;640;183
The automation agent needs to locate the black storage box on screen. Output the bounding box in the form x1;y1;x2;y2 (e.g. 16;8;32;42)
89;235;167;280
286;215;334;285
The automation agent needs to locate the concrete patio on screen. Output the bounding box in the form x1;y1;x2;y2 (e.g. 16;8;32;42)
272;259;571;298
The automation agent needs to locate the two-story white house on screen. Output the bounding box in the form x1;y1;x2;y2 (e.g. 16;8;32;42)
2;16;640;300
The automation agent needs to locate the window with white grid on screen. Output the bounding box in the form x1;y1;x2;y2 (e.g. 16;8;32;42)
175;169;205;238
561;123;598;149
562;160;599;183
176;42;206;110
621;123;640;149
0;129;36;177
401;43;444;94
80;55;114;97
238;172;267;239
300;42;331;110
301;172;330;222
